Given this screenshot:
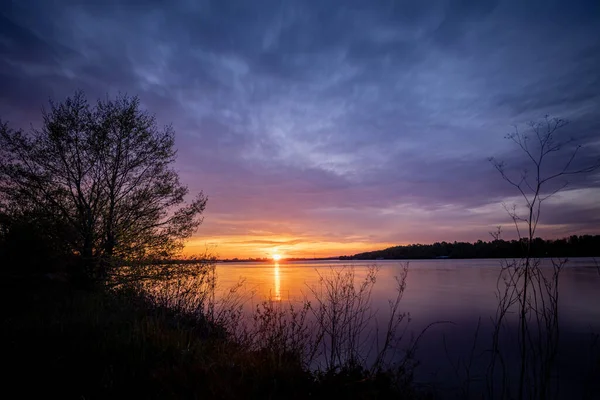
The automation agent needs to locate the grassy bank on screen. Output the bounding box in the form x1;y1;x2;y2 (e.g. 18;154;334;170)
3;273;426;399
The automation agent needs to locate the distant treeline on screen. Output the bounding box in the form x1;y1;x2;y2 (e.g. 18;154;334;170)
341;235;600;260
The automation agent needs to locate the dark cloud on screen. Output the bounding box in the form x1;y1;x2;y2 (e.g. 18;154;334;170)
1;0;599;255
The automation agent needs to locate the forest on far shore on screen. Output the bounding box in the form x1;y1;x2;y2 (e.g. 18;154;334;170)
342;234;600;260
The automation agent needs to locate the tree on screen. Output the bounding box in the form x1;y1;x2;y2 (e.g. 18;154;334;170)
0;91;207;281
487;116;600;400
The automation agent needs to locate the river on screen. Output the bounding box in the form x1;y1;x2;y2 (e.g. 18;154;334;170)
213;258;600;398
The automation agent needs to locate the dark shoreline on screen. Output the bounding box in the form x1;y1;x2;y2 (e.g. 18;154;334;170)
3;275;426;400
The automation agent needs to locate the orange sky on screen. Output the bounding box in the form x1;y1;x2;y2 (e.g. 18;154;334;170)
184;234;397;259
182;187;600;259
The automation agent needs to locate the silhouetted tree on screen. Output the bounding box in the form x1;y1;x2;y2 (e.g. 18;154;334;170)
0;92;206;281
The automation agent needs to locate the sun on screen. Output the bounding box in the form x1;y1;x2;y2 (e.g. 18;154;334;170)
272;253;282;261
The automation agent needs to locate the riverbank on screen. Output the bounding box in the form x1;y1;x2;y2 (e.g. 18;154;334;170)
2;275;427;399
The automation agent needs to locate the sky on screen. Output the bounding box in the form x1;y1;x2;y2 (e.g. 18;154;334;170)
1;0;599;259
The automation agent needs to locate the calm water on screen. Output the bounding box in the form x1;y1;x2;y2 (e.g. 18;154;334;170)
214;258;600;398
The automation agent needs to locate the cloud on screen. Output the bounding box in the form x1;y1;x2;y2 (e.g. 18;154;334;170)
1;0;599;257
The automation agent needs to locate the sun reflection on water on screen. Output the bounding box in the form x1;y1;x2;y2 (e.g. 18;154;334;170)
273;261;281;301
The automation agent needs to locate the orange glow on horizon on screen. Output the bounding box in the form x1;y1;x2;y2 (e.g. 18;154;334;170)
183;234;399;260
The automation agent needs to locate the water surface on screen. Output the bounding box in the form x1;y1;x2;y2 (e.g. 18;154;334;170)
214;258;600;398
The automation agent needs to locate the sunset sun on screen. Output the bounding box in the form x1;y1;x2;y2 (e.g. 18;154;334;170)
271;253;282;261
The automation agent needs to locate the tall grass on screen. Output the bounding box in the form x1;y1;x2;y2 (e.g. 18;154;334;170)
307;264;413;374
122;260;249;337
484;257;565;400
126;261;421;386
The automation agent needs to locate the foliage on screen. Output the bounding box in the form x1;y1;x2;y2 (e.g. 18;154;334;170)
0;205;77;273
345;234;600;260
0;92;206;281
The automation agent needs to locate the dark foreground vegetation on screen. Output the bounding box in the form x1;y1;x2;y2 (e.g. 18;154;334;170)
3;275;428;400
344;235;600;260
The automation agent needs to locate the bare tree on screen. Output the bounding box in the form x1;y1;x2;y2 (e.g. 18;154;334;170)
0;91;206;281
488;116;600;400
